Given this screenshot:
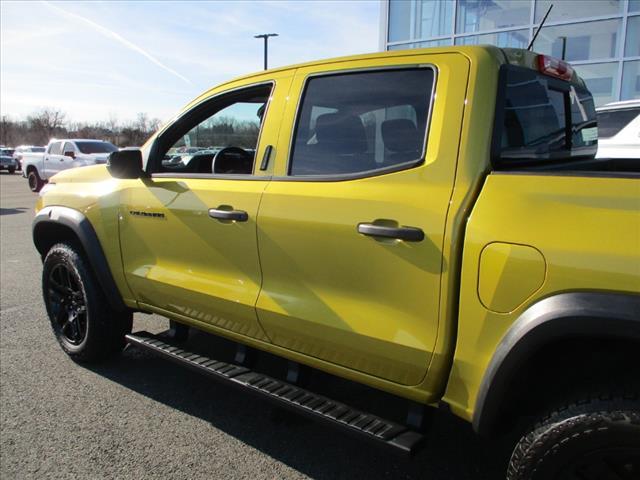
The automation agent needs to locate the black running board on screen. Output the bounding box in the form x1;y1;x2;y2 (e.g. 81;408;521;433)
125;332;424;455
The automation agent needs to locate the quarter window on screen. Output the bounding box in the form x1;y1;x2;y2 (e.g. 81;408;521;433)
289;68;435;177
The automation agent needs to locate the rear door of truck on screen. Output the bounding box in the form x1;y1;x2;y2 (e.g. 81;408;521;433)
255;53;469;386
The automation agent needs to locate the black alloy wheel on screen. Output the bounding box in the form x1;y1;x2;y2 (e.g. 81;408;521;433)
47;263;88;346
42;243;132;361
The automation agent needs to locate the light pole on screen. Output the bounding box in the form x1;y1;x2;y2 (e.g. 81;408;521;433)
254;33;278;70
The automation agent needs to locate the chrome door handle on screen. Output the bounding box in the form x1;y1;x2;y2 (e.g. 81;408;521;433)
357;223;424;242
208;208;248;222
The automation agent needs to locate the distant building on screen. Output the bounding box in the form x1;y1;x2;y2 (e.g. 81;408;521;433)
379;0;640;106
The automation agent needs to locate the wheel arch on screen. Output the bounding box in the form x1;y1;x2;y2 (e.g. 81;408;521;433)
33;206;127;312
473;291;640;436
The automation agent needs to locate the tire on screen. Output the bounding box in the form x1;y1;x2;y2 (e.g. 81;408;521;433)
42;243;132;362
8;167;15;174
28;169;44;192
508;395;640;480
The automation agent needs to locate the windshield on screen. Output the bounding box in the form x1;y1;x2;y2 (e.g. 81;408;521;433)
1;149;15;156
76;141;118;154
596;108;640;139
31;147;45;152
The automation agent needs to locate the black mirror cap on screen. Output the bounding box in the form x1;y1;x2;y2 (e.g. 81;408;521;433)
107;149;143;179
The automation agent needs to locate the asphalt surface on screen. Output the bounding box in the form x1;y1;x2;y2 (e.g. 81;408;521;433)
0;171;509;479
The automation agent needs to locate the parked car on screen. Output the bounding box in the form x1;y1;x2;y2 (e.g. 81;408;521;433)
0;147;17;174
22;139;118;191
32;46;639;479
13;145;46;170
596;100;640;163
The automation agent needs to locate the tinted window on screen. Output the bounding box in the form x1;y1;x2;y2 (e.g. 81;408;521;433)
76;141;118;154
49;142;62;155
31;147;45;152
289;69;434;176
497;66;597;165
596;108;640;139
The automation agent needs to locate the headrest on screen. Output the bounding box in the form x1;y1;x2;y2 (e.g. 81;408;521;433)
381;119;421;153
314;113;367;154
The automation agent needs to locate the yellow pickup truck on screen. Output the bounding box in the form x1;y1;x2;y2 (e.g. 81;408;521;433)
33;46;639;479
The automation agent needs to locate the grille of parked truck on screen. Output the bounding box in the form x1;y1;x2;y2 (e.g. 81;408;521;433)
31;46;639;479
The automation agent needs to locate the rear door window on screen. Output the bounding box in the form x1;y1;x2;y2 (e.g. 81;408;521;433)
596;108;640;138
289;68;435;177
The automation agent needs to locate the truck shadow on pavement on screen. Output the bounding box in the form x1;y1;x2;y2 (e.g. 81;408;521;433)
88;330;510;480
0;207;28;216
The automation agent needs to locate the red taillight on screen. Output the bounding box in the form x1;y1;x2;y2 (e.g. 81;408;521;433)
537;54;574;81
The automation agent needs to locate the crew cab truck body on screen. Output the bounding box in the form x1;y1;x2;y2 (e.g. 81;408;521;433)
32;46;640;479
23;138;118;192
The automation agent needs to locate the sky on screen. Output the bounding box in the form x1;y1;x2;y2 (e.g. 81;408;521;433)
0;0;380;124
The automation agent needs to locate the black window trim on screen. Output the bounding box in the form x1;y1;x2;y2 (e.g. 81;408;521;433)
146;80;275;179
282;64;438;182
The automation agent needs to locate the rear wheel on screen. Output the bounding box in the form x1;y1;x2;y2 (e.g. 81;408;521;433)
43;243;132;362
508;395;640;480
28;169;44;192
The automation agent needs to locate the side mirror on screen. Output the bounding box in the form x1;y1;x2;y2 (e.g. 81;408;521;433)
64;151;75;159
107;149;143;179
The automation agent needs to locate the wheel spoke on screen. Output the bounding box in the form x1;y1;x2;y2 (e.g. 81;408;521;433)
47;264;88;345
67;314;80;342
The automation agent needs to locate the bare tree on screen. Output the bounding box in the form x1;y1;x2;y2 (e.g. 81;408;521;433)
107;113;120;144
0;116;16;146
28;108;67;144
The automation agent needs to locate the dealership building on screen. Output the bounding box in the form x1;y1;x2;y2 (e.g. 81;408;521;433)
379;0;640;106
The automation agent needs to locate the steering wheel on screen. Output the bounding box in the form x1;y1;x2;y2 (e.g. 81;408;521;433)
212;147;253;174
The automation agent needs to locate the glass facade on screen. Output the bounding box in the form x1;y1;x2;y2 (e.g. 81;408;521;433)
383;0;640;106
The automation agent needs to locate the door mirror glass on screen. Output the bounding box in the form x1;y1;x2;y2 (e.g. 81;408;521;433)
108;149;143;179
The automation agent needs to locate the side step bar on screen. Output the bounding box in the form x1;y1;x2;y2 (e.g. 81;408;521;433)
125;332;424;455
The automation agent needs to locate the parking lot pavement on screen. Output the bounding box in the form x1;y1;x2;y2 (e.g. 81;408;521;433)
0;172;508;479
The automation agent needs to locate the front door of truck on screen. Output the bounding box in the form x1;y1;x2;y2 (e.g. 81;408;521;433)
255;55;469;385
120;77;290;341
43;141;64;178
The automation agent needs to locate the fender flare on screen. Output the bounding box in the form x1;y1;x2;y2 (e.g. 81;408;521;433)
33;206;127;312
473;291;640;435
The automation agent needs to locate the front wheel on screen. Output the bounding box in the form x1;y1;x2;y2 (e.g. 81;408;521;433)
43;243;132;362
508;395;640;480
28;170;44;192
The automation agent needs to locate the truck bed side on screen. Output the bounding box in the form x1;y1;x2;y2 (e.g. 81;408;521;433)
444;172;640;422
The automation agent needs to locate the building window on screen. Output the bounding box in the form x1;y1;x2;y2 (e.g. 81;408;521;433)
454;30;529;49
621;61;640;100
384;0;640;104
574;63;619;105
625;15;640;57
456;0;531;33
533;20;621;62
388;38;453;50
535;0;622;23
